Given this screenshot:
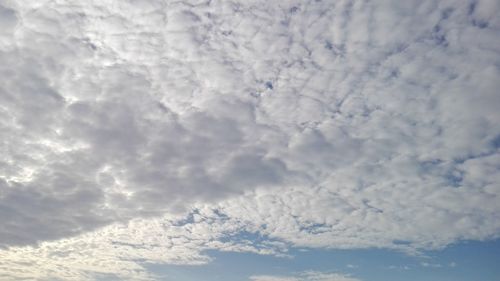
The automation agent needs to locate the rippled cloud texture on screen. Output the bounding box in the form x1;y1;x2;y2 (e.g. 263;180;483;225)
0;0;499;280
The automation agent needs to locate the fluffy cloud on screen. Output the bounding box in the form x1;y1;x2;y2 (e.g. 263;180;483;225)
0;0;499;279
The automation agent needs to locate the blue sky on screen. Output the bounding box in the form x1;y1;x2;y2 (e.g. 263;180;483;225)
148;240;500;281
0;0;499;280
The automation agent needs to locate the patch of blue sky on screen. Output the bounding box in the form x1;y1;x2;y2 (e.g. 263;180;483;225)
145;239;500;281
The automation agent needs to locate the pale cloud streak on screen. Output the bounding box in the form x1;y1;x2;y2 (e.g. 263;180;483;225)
250;271;361;281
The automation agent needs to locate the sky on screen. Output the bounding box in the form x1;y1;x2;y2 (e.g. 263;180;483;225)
0;0;499;280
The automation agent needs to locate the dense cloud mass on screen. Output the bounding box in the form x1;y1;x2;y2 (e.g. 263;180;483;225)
0;0;499;279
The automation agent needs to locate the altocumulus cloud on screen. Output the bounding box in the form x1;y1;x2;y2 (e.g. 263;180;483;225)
0;0;499;279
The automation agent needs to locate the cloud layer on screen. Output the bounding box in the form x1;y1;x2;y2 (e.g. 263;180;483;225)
0;0;499;279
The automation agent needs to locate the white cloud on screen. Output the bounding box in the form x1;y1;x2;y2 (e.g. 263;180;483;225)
0;0;499;279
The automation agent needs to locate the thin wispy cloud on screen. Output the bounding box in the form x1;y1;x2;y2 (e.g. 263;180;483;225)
250;271;361;281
